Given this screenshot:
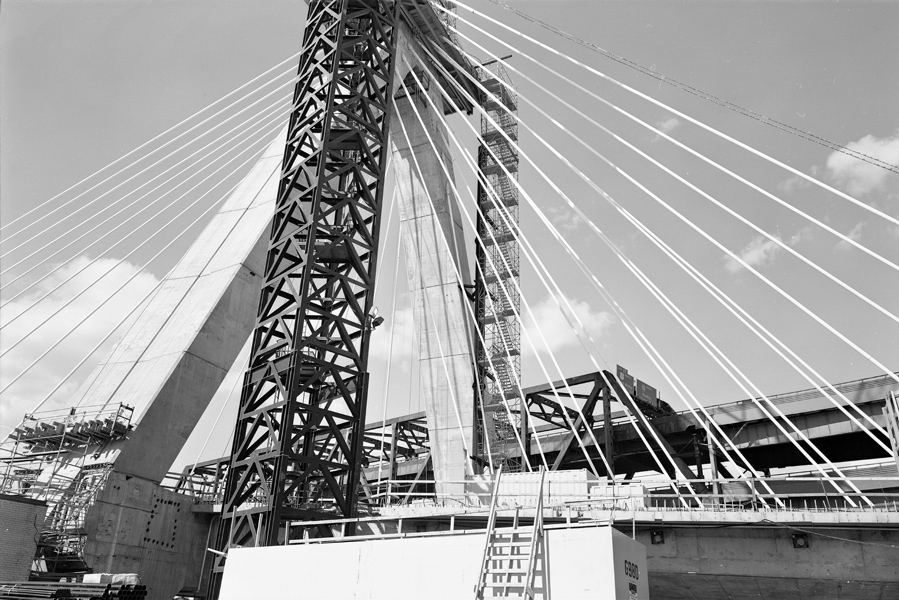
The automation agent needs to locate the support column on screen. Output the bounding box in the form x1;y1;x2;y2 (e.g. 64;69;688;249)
212;4;401;595
603;387;615;480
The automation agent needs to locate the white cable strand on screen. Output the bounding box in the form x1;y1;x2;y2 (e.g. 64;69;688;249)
1;97;292;303
437;4;899;273
417;44;702;485
89;127;287;420
428;43;866;505
0;74;296;262
441;33;897;328
390;95;532;472
408;53;694;500
0;121;284;374
187;358;245;483
622;249;869;505
0;264;172;446
0;52;301;236
400;220;475;478
391;94;535;472
420;47;775;505
0;170;243;397
399;68;611;482
445;0;899;229
439;31;893;446
394;78;565;474
618;204;891;452
406;59;678;488
439;152;496;474
483;0;899;176
1;109;288;336
375;187;405;489
432;20;899;389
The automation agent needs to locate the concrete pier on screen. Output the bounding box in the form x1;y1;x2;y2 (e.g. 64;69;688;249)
389;24;478;492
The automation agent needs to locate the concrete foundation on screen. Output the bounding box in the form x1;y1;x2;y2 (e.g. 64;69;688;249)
83;472;213;600
389;25;478;492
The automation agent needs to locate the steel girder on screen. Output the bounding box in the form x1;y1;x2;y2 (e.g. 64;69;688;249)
213;0;400;577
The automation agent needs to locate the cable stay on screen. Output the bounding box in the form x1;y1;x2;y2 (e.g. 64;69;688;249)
0;51;301;237
479;0;899;176
1;113;287;337
399;63;701;503
412;35;878;504
443;0;899;231
438;4;899;274
434;30;894;447
408;49;755;505
392;94;543;472
0;122;284;393
433;9;899;390
0;71;297;263
1;98;291;305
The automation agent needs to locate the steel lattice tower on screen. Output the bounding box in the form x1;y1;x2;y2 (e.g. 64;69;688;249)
474;61;522;471
211;0;400;591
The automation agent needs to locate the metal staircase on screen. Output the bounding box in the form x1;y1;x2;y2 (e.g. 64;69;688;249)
475;467;545;599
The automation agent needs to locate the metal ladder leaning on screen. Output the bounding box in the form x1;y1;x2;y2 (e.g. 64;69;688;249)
475;466;545;599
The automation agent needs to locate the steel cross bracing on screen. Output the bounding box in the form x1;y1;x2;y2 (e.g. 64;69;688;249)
474;60;523;472
212;0;400;583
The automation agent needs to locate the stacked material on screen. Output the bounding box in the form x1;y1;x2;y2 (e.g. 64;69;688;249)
0;583;147;600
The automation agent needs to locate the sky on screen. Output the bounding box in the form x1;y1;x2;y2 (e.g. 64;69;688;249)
1;0;897;472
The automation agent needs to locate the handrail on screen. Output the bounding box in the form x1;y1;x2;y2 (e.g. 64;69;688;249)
524;467;545;599
474;464;503;599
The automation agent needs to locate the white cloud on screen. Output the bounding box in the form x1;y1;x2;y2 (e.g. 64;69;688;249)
522;293;614;356
777;175;811;194
547;205;582;232
835;221;866;251
723;234;783;273
655;116;680;136
825;130;899;196
723;227;814;274
0;256;159;433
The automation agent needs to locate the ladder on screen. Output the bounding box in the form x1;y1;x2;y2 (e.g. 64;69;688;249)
475;467;545;599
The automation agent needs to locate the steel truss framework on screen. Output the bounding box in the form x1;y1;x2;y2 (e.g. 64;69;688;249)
212;0;400;584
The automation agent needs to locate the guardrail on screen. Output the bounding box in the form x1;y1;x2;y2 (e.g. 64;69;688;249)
158;471;899;517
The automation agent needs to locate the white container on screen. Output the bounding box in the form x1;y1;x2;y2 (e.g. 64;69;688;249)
465;469;597;508
590;483;647;510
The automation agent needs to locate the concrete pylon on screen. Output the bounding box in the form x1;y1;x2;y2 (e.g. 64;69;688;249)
69;130;285;481
389;25;478;494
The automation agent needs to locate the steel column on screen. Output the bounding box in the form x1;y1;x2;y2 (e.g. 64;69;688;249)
211;0;400;592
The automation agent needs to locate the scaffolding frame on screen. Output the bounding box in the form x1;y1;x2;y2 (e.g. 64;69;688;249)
474;60;522;471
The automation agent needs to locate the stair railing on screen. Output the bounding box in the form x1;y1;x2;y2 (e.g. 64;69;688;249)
523;467;546;599
475;464;504;598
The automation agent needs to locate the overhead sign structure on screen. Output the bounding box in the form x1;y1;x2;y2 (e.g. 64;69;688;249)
617;365;660;409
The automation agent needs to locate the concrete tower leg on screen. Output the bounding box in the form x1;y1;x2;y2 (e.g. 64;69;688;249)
71;132;285;482
389;26;478;496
